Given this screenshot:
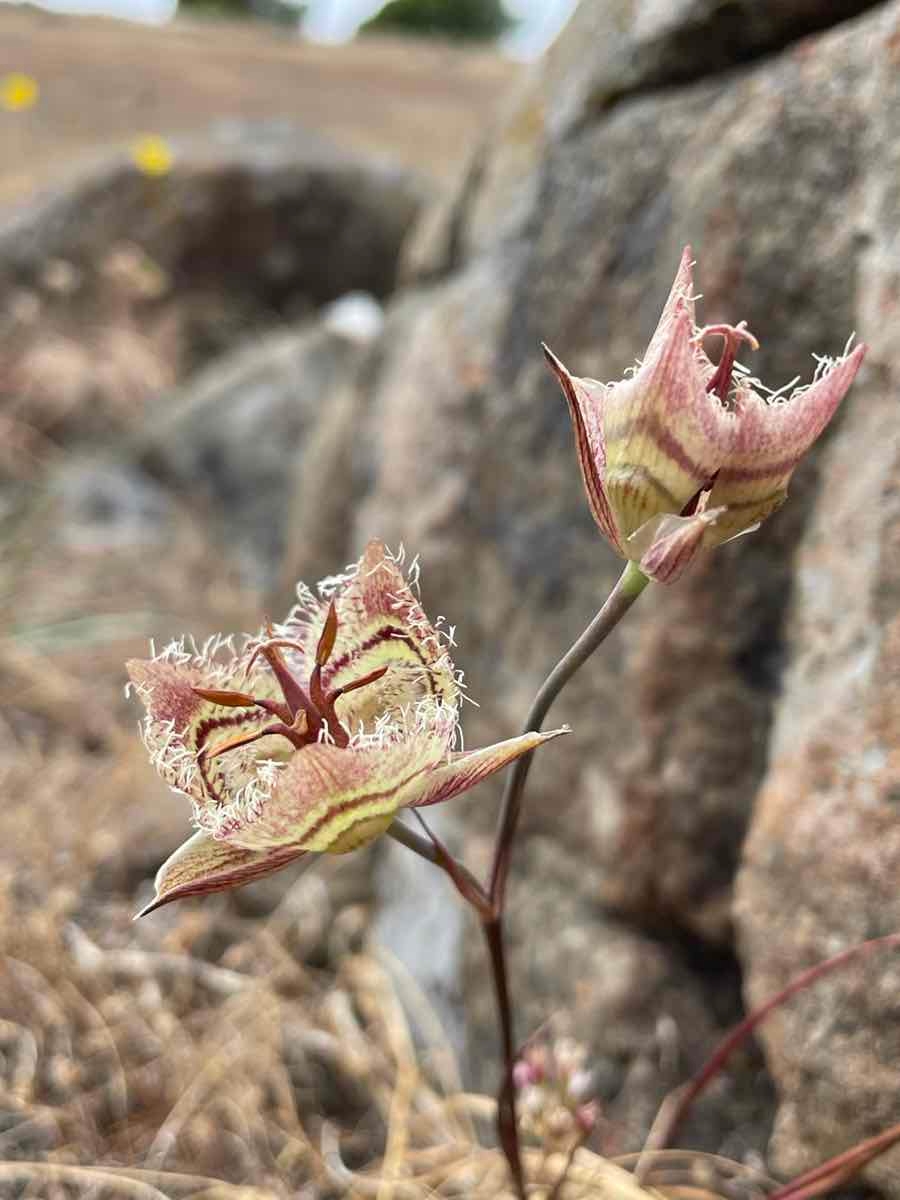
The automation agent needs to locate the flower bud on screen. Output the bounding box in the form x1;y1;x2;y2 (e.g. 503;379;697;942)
545;248;866;583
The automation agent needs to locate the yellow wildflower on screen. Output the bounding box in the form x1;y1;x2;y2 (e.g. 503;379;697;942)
1;73;39;112
131;135;174;178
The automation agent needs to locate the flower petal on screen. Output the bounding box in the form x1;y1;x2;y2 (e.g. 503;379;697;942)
543;345;623;553
136;830;307;917
549;249;737;562
602;304;734;542
709;343;866;543
628;500;726;585
410;727;571;809
279;539;459;729
643;245;697;363
226;731;451;854
127;656;290;816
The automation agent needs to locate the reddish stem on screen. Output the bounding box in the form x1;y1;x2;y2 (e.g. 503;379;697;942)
768;1119;900;1200
642;930;900;1162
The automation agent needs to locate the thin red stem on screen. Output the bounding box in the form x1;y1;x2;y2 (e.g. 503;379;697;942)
390;563;650;1199
488;561;649;913
483;915;527;1200
769;1119;900;1200
641;930;900;1164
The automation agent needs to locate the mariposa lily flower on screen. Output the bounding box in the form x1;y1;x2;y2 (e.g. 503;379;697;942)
544;248;866;583
127;540;567;916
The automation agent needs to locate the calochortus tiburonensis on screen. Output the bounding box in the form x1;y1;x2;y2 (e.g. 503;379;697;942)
544;248;866;583
128;540;567;915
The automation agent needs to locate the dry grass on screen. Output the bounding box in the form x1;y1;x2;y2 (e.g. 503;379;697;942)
0;478;788;1199
0;430;784;1197
0;34;776;1187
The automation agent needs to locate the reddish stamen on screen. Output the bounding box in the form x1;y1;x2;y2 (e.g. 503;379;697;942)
330;664;390;701
316;663;392;750
192;687;257;707
316;600;339;667
698;321;759;403
192;686;293;725
309;601;338;722
246;621;321;737
310;603;391;751
202;711;309;760
200;606;394;763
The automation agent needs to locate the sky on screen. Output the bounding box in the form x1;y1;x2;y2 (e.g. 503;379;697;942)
0;0;578;56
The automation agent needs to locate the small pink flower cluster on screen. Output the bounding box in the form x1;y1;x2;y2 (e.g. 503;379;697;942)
513;1033;599;1149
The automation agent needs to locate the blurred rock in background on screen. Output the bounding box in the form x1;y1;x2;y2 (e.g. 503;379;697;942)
287;0;898;1177
2;0;899;1192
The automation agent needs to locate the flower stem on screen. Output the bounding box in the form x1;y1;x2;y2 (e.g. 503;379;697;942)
388;560;650;1199
386;819;490;914
638;929;900;1173
484;559;649;1194
483;914;527;1200
488;560;649;911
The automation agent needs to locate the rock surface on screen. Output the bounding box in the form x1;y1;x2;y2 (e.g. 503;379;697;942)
282;0;900;1174
5;0;899;1184
0;128;424;423
338;1;881;943
735;12;900;1180
133;322;369;587
735;368;900;1184
404;0;883;279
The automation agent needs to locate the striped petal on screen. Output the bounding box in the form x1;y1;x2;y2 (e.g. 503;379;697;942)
708;343;866;544
628;498;726;585
543;345;623;552
136;831;307;917
411;727;571;809
547;249;735;564
643;245;698;363
601;302;734;543
126;656;289;815
279;539;459;730
226;730;453;854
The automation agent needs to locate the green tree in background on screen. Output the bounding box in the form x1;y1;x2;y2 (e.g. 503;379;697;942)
362;0;514;41
179;0;304;25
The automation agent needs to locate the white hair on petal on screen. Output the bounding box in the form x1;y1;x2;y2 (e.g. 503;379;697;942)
406;553;422;596
346;693;460;757
733;358;803;404
131;539;485;842
146;631;251;687
199;758;286;840
136;710;198;801
316;720;337;747
732;333;859;409
318;545;370;599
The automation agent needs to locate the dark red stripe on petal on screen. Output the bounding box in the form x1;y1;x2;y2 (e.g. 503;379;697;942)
291;760;434;846
715;489;786;511
716;457;801;483
194;711;262;808
604;412;717;486
543;345;622;551
607;465;681;511
325;624;436;695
